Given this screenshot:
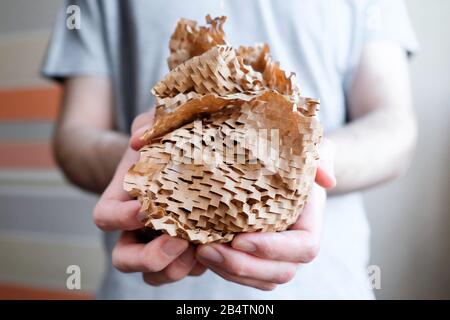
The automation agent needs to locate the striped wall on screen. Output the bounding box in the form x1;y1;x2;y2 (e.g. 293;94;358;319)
1;0;449;300
0;86;60;168
0;2;105;293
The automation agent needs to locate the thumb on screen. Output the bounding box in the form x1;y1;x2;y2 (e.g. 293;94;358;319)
130;108;156;150
315;138;337;189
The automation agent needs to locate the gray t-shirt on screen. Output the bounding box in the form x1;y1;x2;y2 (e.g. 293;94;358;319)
42;0;418;299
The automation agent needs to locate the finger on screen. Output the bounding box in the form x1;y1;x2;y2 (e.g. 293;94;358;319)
102;148;139;200
189;262;207;276
103;147;140;201
93;148;143;231
231;230;319;263
207;264;278;291
290;183;326;231
142;245;197;286
196;244;298;284
93;198;143;231
112;232;188;273
232;184;325;263
316;138;336;189
316;166;336;189
130;126;148;151
131;109;155;135
130;109;155;151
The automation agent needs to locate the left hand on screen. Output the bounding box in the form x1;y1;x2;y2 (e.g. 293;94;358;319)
195;140;336;290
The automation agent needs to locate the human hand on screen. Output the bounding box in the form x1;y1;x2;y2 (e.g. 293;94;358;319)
128;114;336;290
195;139;336;290
93;110;206;286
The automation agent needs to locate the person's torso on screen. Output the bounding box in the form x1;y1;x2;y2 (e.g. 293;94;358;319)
96;0;373;299
98;0;360;134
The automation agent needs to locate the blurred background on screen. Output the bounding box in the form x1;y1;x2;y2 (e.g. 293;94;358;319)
0;0;448;299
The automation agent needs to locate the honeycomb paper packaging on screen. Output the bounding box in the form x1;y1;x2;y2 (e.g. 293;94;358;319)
124;16;322;244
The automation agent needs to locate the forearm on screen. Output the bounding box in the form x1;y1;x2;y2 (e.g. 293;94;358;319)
328;106;417;194
53;125;128;193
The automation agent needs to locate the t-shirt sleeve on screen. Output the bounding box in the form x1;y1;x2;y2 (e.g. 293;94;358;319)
363;0;419;56
41;0;109;82
344;0;419;93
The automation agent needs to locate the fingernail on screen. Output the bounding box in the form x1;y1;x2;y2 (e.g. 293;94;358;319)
233;240;256;253
162;238;187;256
199;246;224;264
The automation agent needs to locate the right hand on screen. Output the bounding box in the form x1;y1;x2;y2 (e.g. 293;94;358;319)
93;110;206;286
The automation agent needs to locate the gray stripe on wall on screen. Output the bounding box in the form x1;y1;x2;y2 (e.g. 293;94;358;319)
0;169;99;237
0;122;54;142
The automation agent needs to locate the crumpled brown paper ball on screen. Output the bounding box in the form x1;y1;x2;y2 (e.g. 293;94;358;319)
123;15;322;244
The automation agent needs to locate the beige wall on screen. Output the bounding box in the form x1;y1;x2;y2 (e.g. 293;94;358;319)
365;0;450;299
0;0;105;292
0;0;59;88
0;0;448;298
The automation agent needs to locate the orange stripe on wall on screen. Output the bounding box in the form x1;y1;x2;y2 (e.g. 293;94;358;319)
0;283;93;300
0;143;55;168
0;86;62;121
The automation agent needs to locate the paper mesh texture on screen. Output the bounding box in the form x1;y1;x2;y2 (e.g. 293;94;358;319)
124;16;322;243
